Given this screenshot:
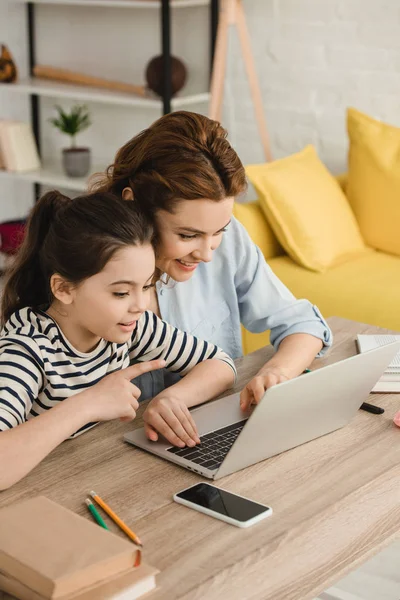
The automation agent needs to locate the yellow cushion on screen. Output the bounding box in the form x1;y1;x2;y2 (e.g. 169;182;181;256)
233;201;282;259
241;326;270;356
336;173;348;193
246;146;366;273
270;250;400;331
347;108;400;256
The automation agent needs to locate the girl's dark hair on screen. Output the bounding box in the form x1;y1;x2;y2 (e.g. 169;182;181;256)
90;111;247;216
1;190;154;324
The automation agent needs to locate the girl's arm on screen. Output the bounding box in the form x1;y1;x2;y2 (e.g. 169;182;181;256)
143;358;235;447
0;360;165;490
0;393;93;490
131;311;236;379
130;312;237;447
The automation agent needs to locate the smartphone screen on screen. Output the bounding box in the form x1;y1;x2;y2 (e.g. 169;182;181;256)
175;483;270;523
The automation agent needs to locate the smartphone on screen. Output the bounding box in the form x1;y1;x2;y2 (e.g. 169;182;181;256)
173;482;273;528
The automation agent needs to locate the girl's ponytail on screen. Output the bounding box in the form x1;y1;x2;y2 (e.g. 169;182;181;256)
1;190;70;324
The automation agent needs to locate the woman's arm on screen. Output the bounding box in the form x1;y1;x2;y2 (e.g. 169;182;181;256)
240;333;323;410
231;217;332;355
225;217;331;406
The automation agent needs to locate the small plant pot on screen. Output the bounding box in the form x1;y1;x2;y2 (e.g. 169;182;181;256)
62;147;91;178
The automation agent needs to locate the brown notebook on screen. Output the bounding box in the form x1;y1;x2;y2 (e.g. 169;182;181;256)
0;563;158;600
0;496;140;599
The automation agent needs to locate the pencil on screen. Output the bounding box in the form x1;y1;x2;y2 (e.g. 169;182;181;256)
90;490;143;547
85;498;109;530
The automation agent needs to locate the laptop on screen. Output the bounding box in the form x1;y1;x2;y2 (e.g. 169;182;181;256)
124;342;400;480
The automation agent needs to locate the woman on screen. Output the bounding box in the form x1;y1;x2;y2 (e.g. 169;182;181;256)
92;111;332;445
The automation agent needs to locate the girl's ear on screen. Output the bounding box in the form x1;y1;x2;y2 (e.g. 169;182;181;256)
50;274;75;305
122;187;134;201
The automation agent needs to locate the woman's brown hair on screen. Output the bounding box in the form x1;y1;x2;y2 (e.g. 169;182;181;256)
1;190;154;325
91;111;247;216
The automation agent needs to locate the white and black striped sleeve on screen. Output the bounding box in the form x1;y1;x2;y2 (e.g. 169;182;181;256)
0;339;44;431
129;311;236;380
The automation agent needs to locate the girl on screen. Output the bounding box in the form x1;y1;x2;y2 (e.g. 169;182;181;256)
92;111;333;443
0;191;236;490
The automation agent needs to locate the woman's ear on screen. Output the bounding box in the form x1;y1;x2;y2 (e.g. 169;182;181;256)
122;187;134;201
50;274;75;305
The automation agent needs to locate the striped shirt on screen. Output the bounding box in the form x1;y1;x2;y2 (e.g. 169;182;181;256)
0;307;236;436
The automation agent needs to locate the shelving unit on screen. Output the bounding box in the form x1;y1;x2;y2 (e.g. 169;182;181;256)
5;78;211;110
16;0;209;7
2;0;218;194
0;162;101;192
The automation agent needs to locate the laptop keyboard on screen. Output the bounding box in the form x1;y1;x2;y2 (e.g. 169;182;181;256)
166;419;247;471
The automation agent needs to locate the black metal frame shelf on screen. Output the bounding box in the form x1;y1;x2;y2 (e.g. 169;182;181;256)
20;0;219;194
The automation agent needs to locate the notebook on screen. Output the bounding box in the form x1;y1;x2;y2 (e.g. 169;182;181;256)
0;496;142;599
356;334;400;392
0;564;158;600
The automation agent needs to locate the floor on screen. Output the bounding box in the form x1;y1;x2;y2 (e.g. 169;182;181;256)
314;539;400;600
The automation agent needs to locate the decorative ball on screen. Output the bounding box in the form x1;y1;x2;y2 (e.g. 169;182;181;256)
0;44;18;83
145;55;187;98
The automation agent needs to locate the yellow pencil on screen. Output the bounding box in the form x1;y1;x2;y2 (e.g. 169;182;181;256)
90;490;143;547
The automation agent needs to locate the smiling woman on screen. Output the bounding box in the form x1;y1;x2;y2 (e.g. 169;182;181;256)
155;198;234;281
92;111;333;418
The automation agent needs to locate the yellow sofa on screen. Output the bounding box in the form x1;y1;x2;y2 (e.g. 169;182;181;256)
234;174;400;355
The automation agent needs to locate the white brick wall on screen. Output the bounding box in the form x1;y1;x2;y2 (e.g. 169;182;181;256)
1;0;400;218
227;0;400;173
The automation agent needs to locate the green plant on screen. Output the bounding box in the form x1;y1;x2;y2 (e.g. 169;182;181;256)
49;104;91;148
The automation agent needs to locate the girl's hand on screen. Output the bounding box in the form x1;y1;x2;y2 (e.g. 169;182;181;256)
143;395;201;448
240;366;293;412
394;411;400;427
83;360;166;423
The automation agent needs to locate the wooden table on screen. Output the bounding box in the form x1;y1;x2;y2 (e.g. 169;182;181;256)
1;317;400;600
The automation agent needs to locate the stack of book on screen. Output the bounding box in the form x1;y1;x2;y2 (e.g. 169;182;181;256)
356;334;400;392
0;120;41;172
0;496;158;600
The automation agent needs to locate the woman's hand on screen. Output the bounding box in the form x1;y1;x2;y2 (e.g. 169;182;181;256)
83;359;166;423
240;366;293;411
143;394;201;448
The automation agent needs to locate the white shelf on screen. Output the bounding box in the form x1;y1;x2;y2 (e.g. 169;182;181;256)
1;78;210;109
17;0;209;8
0;163;103;192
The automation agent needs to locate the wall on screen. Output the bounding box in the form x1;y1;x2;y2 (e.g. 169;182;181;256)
1;0;400;220
228;0;400;172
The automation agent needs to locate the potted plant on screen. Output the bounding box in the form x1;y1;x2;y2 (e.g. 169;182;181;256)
49;104;91;178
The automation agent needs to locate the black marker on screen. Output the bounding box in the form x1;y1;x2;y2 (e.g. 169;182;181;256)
360;402;384;415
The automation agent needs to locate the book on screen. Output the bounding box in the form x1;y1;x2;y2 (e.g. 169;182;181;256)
0;120;41;172
356;334;400;392
0;563;158;600
0;496;141;599
0;126;5;170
